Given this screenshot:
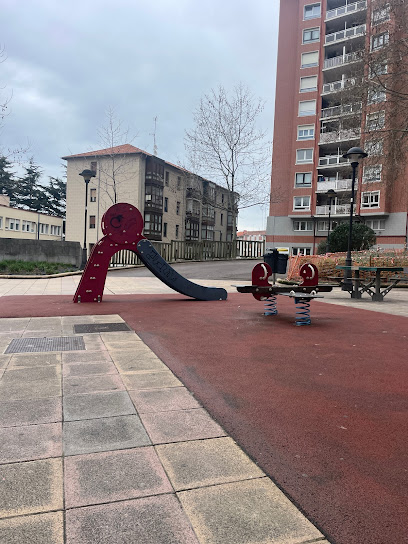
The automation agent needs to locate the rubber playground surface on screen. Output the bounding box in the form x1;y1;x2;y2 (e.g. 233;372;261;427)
1;292;407;544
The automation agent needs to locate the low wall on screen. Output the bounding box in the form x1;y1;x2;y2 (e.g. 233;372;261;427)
0;238;82;267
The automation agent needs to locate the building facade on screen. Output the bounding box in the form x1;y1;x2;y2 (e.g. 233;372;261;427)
267;0;408;255
63;145;237;253
0;195;64;241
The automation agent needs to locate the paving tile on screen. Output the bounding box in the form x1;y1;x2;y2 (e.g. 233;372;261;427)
100;331;140;342
63;415;151;455
0;422;62;464
92;314;124;323
112;353;168;373
0;335;18;353
62;351;112;364
9;352;61;368
122;371;182;390
0;458;63;518
0;355;11;368
21;329;62;338
65;494;199;544
178;479;323;544
0;379;61;401
83;334;107;351
156;437;264;491
25;317;62;330
0;318;29;333
63;361;118;377
0;511;64;544
141;408;226;444
102;340;145;351
63;374;125;395
63;391;136;421
130;387;201;413
0;397;62;428
2;365;61;382
64;447;172;507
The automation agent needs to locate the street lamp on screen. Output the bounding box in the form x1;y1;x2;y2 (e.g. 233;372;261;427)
341;147;367;292
79;169;96;270
326;189;336;253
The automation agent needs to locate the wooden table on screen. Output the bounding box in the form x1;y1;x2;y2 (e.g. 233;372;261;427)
335;265;404;301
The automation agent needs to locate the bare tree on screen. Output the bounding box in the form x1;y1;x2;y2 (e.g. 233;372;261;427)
185;84;271;238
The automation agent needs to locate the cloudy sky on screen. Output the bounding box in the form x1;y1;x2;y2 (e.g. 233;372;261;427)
1;0;279;230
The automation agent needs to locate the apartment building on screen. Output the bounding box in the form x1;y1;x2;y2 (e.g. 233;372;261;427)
0;195;64;241
63;145;237;252
268;0;408;255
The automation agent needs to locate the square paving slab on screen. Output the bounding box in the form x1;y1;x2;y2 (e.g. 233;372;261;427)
0;379;61;401
73;322;132;334
0;511;64;544
112;354;168;373
65;495;200;544
122;370;182;390
0;422;62;464
64;447;172;507
63;415;151;455
2;365;61;382
9;352;61;367
0;397;62;428
129;387;201;413
63;391;136;421
62;351;112;364
63;374;125;395
62;361;118;378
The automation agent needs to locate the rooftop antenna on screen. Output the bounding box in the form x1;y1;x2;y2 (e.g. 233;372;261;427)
150;116;158;156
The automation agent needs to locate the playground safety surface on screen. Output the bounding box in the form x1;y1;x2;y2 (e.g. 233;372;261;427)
0;290;407;544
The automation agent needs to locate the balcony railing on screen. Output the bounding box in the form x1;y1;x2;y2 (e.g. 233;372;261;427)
321;102;362;119
323;50;363;70
326;1;367;21
325;24;366;45
316;179;352;192
322;77;356;94
319;128;361;144
318;155;350;167
316;204;354;215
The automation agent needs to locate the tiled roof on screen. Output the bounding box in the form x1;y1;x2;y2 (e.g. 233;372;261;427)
61;144;150;160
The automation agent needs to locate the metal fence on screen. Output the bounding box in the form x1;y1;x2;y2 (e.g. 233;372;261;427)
110;239;265;267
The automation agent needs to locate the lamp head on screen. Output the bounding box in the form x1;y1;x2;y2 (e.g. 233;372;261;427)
326;189;336;198
79;169;96;183
342;147;368;164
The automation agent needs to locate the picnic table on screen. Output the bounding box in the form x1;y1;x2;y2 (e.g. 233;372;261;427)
335;265;404;301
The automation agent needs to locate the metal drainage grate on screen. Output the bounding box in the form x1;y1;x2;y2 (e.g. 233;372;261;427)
73;323;132;334
5;336;86;354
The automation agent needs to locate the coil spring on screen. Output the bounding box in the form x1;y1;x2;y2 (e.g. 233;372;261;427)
264;295;278;316
294;298;311;326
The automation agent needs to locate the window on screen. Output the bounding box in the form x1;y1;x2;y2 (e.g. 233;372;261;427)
143;212;162;234
363;165;382;182
297;125;315;141
366;111;385;131
6;218;20;231
301;51;319;68
366;219;385;231
175;224;179;239
293;196;311;210
145;184;163;207
220;213;224;225
361;191;380;208
371;31;389;51
365;139;384;156
176;201;180;215
304;3;321;19
201;224;215;241
296;149;314;164
163;222;167;237
299;100;316;117
369;61;388;78
90;188;96;202
373;4;390;25
22;220;33;232
368;88;386;104
292;247;311;256
165;171;169;186
185;219;200;240
89;215;96;229
164;197;168;212
90;161;97;173
177;176;181;189
295;172;312;187
300;76;318;93
294;220;313;231
0;217;2;229
39;223;49;234
221;193;225;204
50;225;61;236
303;27;320;43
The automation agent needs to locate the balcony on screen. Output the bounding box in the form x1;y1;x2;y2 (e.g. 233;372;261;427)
326;1;367;21
322;77;357;95
319;128;361;144
321;102;362;119
318;155;350;168
325;24;366;45
316;204;354;215
316;179;352;192
323;50;363;70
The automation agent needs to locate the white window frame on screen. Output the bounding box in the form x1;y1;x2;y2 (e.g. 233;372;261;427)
366;111;385;131
297;125;315;141
293;196;311;211
299;100;316;117
365;139;384;156
304;3;321;20
363;164;382;183
0;216;2;229
368;87;386;105
301;51;319;68
366;219;386;231
361;191;380;208
292;247;312;256
371;31;389;51
303;27;320;43
296;148;314;164
369;61;388;78
372;4;390;25
293;220;313;231
295;172;312;187
300;76;318;93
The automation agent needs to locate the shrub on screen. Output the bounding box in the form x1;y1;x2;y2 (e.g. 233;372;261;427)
328;223;376;253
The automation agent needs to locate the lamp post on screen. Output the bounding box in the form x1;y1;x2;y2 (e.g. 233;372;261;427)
341;147;367;292
79;169;96;270
326;188;336;253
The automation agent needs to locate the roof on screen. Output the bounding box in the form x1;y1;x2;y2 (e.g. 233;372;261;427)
61;144;150;160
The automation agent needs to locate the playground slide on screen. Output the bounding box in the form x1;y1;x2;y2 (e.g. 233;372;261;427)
136;238;227;301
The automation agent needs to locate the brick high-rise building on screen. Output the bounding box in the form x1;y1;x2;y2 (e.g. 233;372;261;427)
267;0;408;255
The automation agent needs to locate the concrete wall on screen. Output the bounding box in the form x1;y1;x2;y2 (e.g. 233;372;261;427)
0;238;82;266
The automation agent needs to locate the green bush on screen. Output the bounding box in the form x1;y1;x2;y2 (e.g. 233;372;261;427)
0;260;77;275
328;223;376;253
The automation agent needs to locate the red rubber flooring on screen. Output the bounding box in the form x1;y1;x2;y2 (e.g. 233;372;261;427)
1;293;407;544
